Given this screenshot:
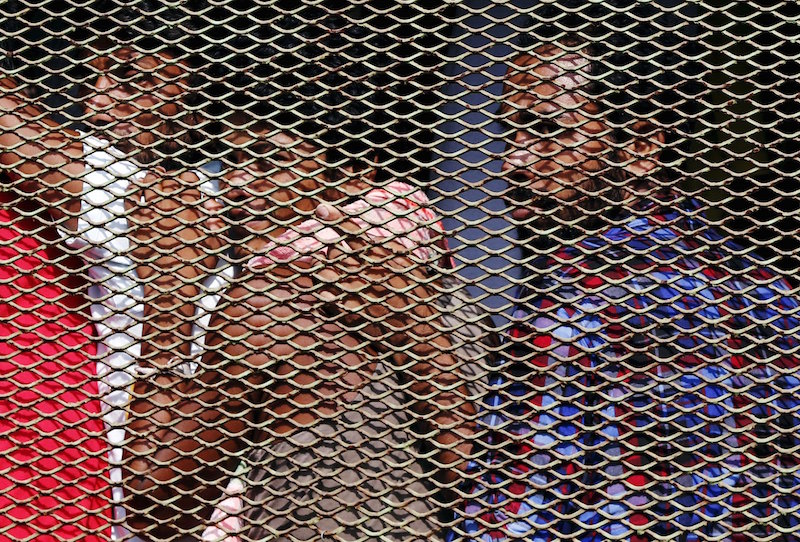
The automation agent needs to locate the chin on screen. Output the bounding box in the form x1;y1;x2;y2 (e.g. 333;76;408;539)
90;127;134;145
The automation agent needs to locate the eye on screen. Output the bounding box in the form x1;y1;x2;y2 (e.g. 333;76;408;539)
229;150;248;166
254;153;295;171
111;64;158;89
273;151;294;164
510;111;560;137
524;118;560;137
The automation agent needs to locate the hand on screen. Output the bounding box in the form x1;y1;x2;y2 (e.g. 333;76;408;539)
126;168;224;370
311;201;439;347
127;168;222;260
242;183;443;344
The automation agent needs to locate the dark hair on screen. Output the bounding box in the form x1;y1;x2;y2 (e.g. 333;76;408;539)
201;2;391;188
1;0;79;114
68;0;207;59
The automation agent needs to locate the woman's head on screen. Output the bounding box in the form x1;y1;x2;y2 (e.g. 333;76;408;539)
82;46;192;158
222;116;329;244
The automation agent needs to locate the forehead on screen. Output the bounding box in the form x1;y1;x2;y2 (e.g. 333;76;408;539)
87;48;182;76
502;49;596;114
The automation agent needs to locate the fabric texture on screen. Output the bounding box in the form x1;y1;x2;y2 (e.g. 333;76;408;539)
244;364;441;542
0;201;112;542
246;181;444;271
454;198;800;542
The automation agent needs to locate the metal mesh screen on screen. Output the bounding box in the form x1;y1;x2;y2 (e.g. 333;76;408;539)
1;1;799;540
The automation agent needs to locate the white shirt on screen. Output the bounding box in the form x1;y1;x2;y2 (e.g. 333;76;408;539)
66;133;232;541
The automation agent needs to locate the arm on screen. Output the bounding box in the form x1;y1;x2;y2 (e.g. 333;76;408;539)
316;201;476;486
128;170;223;369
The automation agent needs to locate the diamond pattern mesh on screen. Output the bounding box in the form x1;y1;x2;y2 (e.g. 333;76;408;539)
1;1;799;541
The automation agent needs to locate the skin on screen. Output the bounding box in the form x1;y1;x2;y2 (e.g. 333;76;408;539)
223;127;330;249
84;47;191;162
501;46;664;225
0;77;84;216
76;46;221;540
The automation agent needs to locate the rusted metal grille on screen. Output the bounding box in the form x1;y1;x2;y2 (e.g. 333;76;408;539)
1;1;799;541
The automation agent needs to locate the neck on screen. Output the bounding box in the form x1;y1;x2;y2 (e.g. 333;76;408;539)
90;117;198;170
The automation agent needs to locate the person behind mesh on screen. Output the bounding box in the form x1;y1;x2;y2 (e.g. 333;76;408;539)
0;46;113;542
451;10;800;542
3;2;233;540
126;7;492;540
200;103;473;542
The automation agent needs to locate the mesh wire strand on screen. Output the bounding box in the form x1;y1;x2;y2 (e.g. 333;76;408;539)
0;0;799;541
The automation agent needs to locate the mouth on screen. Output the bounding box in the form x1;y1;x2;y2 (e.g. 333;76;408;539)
506;187;559;221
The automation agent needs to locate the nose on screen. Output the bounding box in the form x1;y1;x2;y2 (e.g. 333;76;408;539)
86;74;115;111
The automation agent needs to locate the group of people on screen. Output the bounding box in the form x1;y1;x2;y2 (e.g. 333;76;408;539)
0;18;799;542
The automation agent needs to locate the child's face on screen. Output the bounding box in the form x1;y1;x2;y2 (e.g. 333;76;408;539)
224;127;327;240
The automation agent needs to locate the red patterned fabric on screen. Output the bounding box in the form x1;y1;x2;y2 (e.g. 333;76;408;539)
0;202;111;542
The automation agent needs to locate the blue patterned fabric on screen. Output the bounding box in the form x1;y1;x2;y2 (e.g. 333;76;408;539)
451;199;800;542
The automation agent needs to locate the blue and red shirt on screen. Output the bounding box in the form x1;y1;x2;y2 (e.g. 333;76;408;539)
453;199;800;542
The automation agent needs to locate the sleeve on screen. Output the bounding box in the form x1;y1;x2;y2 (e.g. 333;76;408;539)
336;180;444;262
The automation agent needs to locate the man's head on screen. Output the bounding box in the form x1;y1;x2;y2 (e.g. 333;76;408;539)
82;45;192;163
501;42;666;231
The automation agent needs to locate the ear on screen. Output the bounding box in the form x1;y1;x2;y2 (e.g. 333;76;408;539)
622;120;666;179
